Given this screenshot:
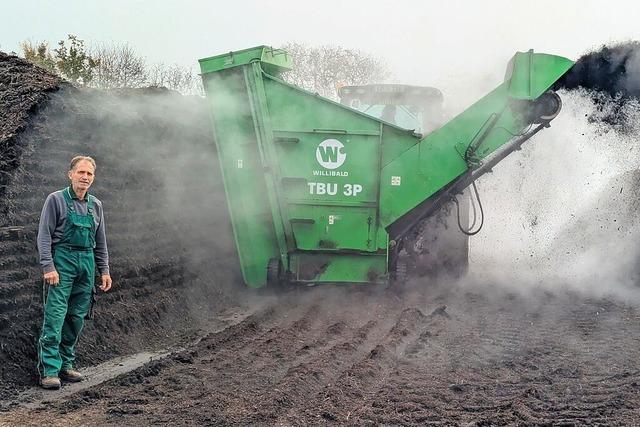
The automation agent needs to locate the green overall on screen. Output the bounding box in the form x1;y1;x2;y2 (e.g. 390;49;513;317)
38;187;97;377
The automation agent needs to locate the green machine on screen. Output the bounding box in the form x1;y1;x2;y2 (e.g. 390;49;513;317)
199;46;573;287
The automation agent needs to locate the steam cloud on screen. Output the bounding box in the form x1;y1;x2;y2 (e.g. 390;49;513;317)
467;42;640;303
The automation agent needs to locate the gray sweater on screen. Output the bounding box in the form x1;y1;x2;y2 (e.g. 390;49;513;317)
37;189;110;275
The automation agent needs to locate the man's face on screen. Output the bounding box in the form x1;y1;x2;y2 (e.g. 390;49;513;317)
68;160;95;193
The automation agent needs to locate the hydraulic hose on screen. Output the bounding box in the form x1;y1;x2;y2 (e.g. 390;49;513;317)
454;181;484;236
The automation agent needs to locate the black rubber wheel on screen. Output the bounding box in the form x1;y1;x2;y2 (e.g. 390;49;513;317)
392;259;408;285
533;91;562;123
266;258;282;288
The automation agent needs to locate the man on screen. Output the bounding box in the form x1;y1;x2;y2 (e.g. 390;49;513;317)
37;156;112;390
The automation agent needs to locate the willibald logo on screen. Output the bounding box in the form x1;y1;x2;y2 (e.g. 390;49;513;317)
316;139;346;170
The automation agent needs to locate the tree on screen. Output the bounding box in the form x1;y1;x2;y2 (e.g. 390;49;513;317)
280;43;391;100
147;63;203;96
53;35;99;85
21;35;98;85
19;36;202;95
20;41;57;74
90;43;147;89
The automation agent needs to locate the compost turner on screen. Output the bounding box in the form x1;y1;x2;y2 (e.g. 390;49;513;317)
199;46;573;287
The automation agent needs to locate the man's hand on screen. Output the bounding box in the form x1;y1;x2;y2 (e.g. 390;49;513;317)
43;270;60;286
100;274;112;292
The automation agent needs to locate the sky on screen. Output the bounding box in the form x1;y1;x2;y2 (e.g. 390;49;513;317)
3;0;640;99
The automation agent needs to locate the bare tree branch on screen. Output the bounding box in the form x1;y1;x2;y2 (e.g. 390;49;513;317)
90;43;147;89
147;63;203;96
281;43;391;100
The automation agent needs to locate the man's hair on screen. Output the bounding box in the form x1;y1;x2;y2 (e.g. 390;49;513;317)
69;156;96;172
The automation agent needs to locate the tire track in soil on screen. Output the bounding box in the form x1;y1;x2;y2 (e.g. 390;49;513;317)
265;306;428;425
114;302;332;424
296;307;443;425
348;290;640;425
172;291;408;425
154;300;384;424
236;318;381;424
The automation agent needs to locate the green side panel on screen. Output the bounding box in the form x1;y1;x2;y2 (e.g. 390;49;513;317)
199;45;293;75
261;77;390;253
506;51;575;100
263;76;384;133
376;227;390;252
201;68;279;288
289;252;387;284
380;124;422;167
263;74;420;165
288;205;378;251
271;131;380;203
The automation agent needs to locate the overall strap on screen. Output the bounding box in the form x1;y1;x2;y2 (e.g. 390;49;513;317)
62;187;94;214
62;187;75;211
87;195;95;214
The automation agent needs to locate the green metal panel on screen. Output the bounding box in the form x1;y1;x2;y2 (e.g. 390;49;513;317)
263;76;387;133
262;78;387;255
244;63;292;271
200;68;280;288
379;124;421;167
288;205;379;251
270;130;380;204
199;46;292;75
506;51;575;100
289;253;387;284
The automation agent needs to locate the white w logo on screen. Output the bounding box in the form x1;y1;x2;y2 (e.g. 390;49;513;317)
316;139;346;169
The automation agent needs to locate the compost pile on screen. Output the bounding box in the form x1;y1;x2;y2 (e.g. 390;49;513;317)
0;52;239;401
2;49;640;426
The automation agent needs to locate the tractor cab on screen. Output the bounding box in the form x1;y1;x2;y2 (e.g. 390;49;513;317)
338;84;444;136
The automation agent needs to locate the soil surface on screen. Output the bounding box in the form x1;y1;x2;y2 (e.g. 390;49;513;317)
2;281;640;426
